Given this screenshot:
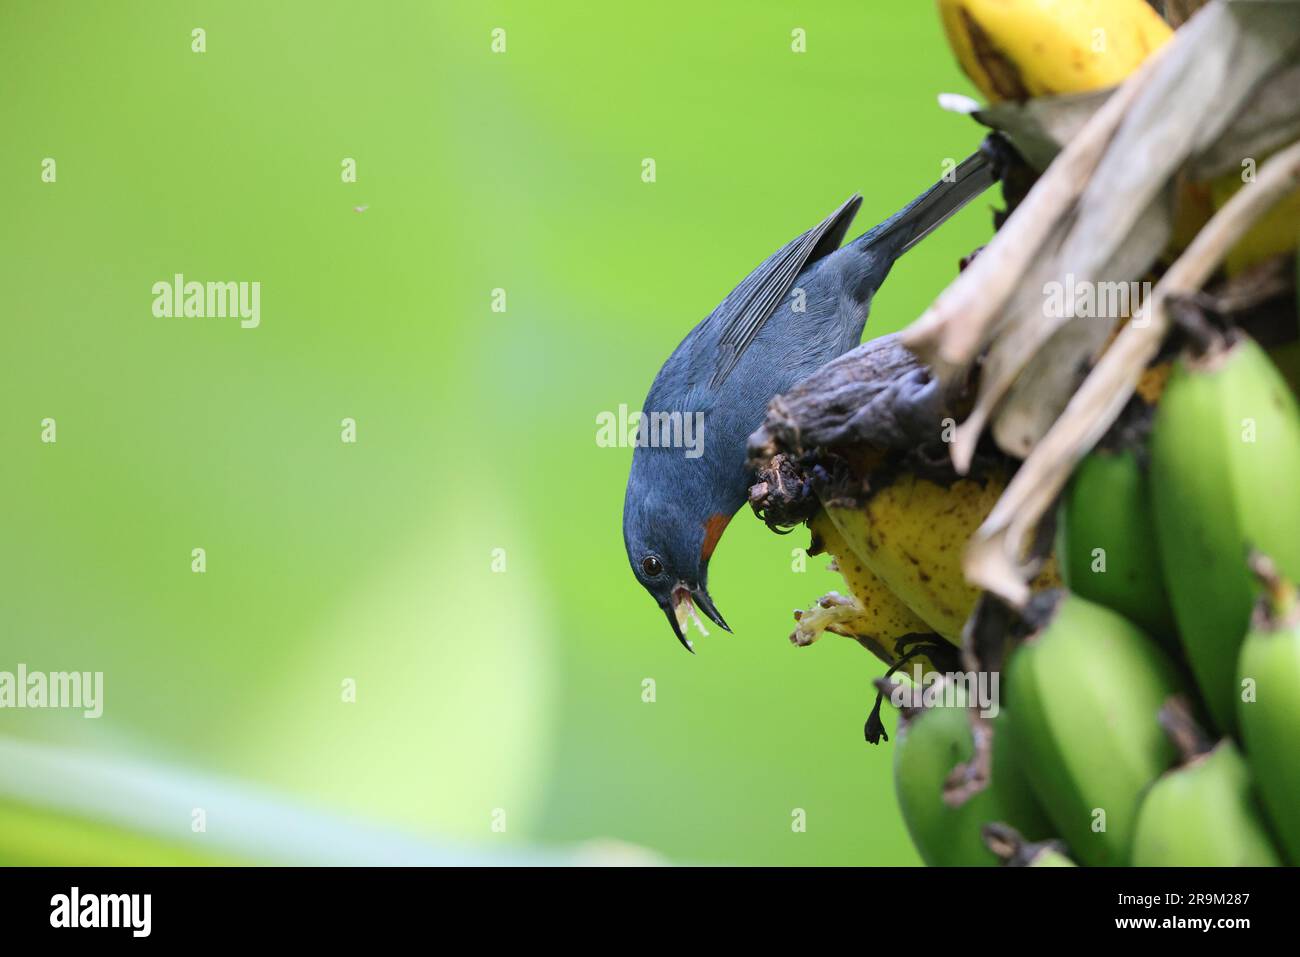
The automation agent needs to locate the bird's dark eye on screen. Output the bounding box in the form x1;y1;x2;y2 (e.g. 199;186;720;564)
642;556;663;578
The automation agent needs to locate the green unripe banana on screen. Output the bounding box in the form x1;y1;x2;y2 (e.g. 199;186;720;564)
1004;591;1183;866
891;679;1053;866
1026;845;1078;867
982;823;1077;867
1056;446;1178;645
1150;334;1300;733
1237;556;1300;864
1132;697;1282;867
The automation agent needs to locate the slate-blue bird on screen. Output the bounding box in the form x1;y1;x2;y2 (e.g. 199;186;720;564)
622;153;994;651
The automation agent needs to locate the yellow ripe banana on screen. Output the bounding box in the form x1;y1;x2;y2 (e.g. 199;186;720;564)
800;511;962;745
795;511;940;670
936;0;1173;103
825;469;1059;642
1210;170;1300;275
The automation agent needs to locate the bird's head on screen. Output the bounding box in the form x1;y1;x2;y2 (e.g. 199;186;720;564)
623;480;732;653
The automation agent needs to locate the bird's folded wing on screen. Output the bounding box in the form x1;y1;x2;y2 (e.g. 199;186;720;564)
710;194;862;388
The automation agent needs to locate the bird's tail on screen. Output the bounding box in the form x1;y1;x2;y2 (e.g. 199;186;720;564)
853;151;994;256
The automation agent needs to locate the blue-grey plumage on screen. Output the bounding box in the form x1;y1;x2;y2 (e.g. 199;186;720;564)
623;153;994;650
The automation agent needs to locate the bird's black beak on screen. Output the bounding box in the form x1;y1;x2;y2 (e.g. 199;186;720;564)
660;582;731;654
661;599;696;654
691;583;731;634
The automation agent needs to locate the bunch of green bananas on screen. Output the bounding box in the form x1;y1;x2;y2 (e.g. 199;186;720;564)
783;0;1300;869
878;334;1300;866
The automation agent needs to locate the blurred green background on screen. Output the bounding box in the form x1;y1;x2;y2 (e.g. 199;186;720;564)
0;1;989;864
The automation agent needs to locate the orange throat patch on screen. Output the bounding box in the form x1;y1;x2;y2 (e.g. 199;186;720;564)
700;513;732;564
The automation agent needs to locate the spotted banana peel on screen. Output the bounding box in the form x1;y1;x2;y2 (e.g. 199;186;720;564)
937;0;1173;104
